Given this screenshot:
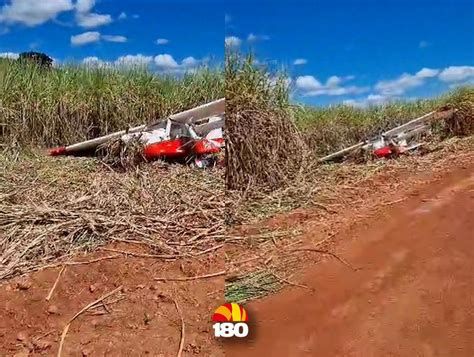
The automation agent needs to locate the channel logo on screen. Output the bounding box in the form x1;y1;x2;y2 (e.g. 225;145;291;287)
212;303;249;337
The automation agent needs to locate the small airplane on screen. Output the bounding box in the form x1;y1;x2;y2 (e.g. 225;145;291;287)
49;99;225;167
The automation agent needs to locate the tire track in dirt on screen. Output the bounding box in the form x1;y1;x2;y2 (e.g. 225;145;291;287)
227;163;474;357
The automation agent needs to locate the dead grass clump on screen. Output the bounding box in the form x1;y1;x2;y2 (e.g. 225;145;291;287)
225;52;307;190
443;87;474;136
226;105;307;190
96;136;147;170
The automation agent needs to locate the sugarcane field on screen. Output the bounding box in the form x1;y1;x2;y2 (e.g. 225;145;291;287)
1;1;474;356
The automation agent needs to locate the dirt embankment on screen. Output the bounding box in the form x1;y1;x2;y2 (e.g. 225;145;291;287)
227;162;474;356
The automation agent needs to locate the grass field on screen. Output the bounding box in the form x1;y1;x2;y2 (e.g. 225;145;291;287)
0;58;224;149
295;87;474;156
226;53;473;191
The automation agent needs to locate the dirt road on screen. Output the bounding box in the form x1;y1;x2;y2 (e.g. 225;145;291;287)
228;164;474;357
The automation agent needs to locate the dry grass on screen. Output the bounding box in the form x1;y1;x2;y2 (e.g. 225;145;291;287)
0;59;226;281
0;152;224;280
225;52;307;190
443;87;474;136
226;106;307;190
96;136;148;171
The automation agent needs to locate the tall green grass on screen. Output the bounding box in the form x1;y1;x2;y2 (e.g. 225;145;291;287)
0;58;224;148
295;87;474;155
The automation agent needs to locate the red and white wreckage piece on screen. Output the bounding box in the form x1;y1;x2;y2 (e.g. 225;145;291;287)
49;98;225;167
318;108;455;163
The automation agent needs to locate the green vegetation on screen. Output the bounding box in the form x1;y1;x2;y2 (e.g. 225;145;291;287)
226;53;473;164
226;269;284;303
0;58;224;149
295;86;474;156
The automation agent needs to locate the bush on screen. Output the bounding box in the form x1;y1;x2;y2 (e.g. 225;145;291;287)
18;52;53;68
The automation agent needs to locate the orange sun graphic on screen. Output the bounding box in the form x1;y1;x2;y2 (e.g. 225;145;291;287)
212;303;248;322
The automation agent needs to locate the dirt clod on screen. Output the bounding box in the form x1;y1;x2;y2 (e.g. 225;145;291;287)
47;305;59;315
16;280;32;290
32;338;52;351
16;331;28;341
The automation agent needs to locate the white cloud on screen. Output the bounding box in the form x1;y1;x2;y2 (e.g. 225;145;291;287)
182;56;198;67
225;36;241;47
247;33;270;42
296;75;367;96
375;67;439;96
343;94;392;108
326;75;343;88
82;56;107;67
82;56;101;64
75;0;112;28
156;38;169;45
0;51;19;59
154;54;205;72
71;31;100;46
247;33;257;42
76;12;111;28
71;32;126;45
438;66;474;83
154;54;179;69
80;54;204;72
293;58;307;65
75;0;94;13
102;35;127;43
295;75;323;91
0;0;74;26
116;54;153;67
416;68;439;78
118;12;127;20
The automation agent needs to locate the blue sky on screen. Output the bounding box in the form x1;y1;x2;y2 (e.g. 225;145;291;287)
1;0;473;107
0;0;224;72
226;0;474;106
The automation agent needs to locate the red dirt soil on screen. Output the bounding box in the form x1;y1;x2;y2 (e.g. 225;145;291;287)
227;163;474;356
0;248;224;356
